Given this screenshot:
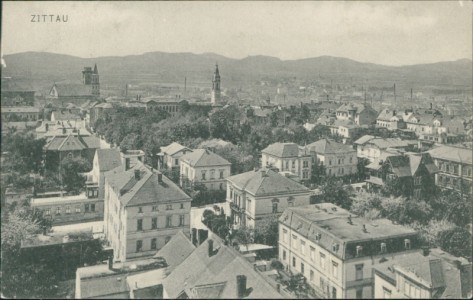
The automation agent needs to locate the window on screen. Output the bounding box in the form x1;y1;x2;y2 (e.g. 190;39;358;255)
179;215;185;226
292;161;296;168
85;204;89;212
310;270;314;282
285;161;289;170
137;219;143;231
292;257;296;267
453;165;459;175
338;158;341;165
219;170;224;179
355;264;364;280
310;246;315;261
283;229;288;243
219;183;223;190
56;207;61;215
151;238;157;250
165;236;171;244
283;250;286;261
175;158;179;166
300;240;306;255
136;240;143;252
332;261;338;278
138;207;143;213
201;171;206;180
382;287;391;299
350;156;353;163
404;281;410;296
152;217;157;229
404;239;411;250
210;169;215;179
303;171;308;179
292;235;298;249
380;242;387;253
301;262;305;274
180;203;184;209
320;252;326;270
166;204;173;210
303;161;309;168
65;206;71;214
287;197;294;207
332;287;337;299
152;206;158;211
320;278;325;288
45;208;51;216
356;245;363;257
272;202;278;213
166;215;172;227
356;288;363;299
414;176;422;185
329;159;332;165
328;169;332;175
91;204;95;212
414;189;421;199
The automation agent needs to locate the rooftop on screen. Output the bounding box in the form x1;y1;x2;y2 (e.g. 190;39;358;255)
180;148;231;167
226;168;310;197
262;142;304;157
95;149;122;172
154;230;196;272
428;145;473;165
1;106;41;113
21;229;95;248
306;138;355;154
160;142;191;156
31;193;88;206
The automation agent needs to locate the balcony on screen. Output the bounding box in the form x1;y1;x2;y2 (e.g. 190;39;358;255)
230;202;244;214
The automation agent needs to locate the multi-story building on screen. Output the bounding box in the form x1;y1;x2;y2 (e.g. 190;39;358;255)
376;109;406;130
306;139;357;177
374;248;472;299
354;135;417;162
158;142;192;169
180;148;231;190
335;103;378;126
365;153;438;199
261;142;312;183
428;145;472;196
142;97;186;116
279;203;421;299
226;168;310;228
87;149;122;200
49;65;100;105
104;161;192;261
1;106;41;122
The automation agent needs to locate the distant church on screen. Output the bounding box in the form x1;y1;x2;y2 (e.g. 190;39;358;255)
48;64;101;105
211;64;222;107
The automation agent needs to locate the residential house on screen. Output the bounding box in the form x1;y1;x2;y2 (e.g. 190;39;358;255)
89;102;114;127
158;142;193;170
373;248;472;299
1;106;41;122
428;145;472;196
142;97;186;116
104;161;191;261
376;109;406;130
306;139;357;177
365;153;438;198
161;232;285;299
261;142;312;182
35;119;90;140
180;148;231;191
279;203;421;299
226;168;310;228
354;135;417;162
335;103;378;126
329;119;361;141
87;148;122;200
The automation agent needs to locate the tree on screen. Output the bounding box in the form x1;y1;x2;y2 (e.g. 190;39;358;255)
310;162;326;185
350;191;382;218
234;226;254;252
61;157;91;194
254;215;279;247
320;177;354;209
438;227;472;259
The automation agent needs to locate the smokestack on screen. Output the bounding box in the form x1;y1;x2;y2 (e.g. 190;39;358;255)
184;77;187;92
411;88;413;101
208;239;214;257
237;275;247;298
134;170;140;180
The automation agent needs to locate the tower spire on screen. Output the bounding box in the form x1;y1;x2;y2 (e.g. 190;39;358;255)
94;63;98;74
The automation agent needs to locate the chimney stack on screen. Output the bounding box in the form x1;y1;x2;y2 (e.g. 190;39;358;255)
134;169;140;180
157;173;163;183
108;255;113;270
42;226;47;236
208;239;214;257
237;275;247;298
421;246;430;256
362;224;367;233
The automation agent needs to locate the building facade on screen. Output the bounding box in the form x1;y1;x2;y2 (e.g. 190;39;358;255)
104;161;192;261
354;135;417;162
1;106;41;122
306;139;358;177
158;142;192;170
279;203;421;299
226;168;311;228
180;148;231;191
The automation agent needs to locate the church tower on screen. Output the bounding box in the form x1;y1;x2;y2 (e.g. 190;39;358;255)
91;64;100;97
211;63;221;105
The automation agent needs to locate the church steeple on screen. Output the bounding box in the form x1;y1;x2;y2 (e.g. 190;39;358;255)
93;63;98;74
211;63;221;105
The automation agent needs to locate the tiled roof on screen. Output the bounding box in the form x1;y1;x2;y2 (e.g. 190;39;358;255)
377;108;397;121
180;149;231;167
80;136;101;149
387;156;412;177
368;138;413;149
386;153;438;177
51;110;81;121
44;134;86;151
226;169;309;196
336;103;364;112
160;142;192;156
161;233;283;299
262;142;300;157
306;139;355;155
332;119;359;128
95;149;122;172
354;135;376;145
154;230;195;272
52;83;93;97
1;106;40;113
104;162;191;207
198;139;233;149
428;145;473;165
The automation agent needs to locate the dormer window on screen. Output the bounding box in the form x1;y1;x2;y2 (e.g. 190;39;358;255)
380;243;387;253
315;233;322;241
332;243;340;252
404;239;411;250
356;245;363;257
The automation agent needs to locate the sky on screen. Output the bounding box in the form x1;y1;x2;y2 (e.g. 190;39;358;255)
1;1;472;66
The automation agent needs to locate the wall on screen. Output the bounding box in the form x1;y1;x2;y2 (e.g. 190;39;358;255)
32;197;103;225
180;162;231;191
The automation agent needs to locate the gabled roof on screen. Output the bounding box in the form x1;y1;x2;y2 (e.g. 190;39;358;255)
95;149;122;172
161;233;283;299
51;110;81;121
154;231;195;272
386;155;412;177
367;138;413;150
51;83;93;97
307;139;355;155
44;134;86;151
354;135;376;145
386;153;438;177
80;136;101;149
180;149;230;167
377;108;397;121
160;142;192;156
428;145;473;165
1;107;40;113
226;169;309;197
332;119;358;128
262;142;300;157
105;162;191;207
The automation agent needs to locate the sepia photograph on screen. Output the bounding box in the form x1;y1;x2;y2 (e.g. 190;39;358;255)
1;1;472;298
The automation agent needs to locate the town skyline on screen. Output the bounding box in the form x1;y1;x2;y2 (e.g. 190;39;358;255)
2;1;472;66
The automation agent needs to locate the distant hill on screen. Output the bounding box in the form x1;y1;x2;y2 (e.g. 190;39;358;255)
2;51;472;90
